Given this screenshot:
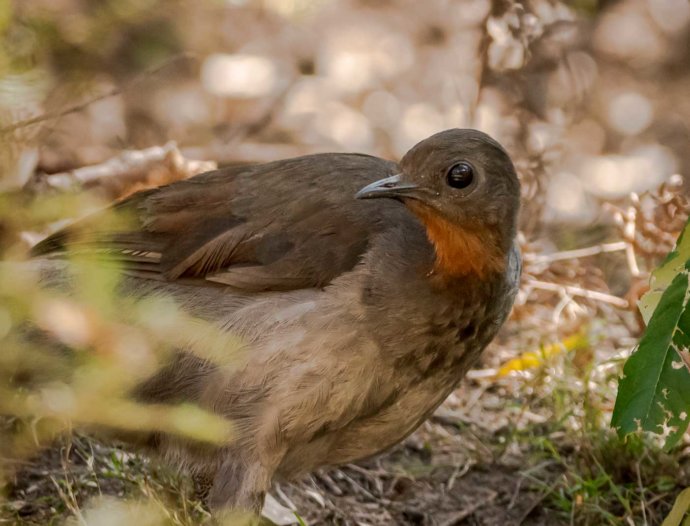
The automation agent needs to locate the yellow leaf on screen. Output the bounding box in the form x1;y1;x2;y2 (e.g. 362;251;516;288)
663;487;690;526
497;331;589;377
0;0;11;34
639;219;690;325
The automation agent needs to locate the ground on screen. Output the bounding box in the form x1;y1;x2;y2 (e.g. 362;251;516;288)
0;406;558;526
3;354;689;525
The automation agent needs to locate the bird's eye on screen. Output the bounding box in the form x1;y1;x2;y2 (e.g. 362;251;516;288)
446;162;474;189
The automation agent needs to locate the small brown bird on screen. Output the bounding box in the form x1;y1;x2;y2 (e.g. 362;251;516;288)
33;129;521;517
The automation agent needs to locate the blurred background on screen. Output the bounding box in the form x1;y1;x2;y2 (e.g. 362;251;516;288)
1;0;690;525
1;0;689;225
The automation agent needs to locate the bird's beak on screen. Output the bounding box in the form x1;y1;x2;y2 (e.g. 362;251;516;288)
355;174;420;200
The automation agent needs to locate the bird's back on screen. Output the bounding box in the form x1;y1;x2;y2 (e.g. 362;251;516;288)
33;153;415;292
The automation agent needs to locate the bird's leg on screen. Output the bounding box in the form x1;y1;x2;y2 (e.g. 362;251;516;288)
207;455;272;523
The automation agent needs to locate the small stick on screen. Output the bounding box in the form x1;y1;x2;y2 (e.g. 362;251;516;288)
345;464;384;495
552;292;574;324
37;141;216;193
315;470;343;496
526;279;629;309
623;205;642;277
336;469;384;503
0;53;196;136
634;461;648;525
527;241;628;265
441;489;497;525
273;483;298;511
446;461;472;491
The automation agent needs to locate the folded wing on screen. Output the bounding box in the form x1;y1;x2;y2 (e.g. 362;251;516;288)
32;153;408;291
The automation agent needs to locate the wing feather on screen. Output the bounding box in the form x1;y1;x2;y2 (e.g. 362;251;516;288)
32;153;406;291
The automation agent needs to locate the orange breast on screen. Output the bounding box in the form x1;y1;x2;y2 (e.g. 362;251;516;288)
406;201;505;280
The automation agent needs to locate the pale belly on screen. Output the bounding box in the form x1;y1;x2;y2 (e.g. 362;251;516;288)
206;289;478;480
128;278;485;480
273;370;458;479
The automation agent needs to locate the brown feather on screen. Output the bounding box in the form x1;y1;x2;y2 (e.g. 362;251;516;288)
32;153;403;291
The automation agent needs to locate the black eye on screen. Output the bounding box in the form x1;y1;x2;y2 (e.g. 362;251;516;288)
446;162;474;189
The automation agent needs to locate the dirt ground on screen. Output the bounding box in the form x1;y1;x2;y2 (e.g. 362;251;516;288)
2;405;560;526
3;306;689;526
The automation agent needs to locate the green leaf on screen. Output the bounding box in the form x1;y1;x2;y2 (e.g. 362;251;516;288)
640;217;690;324
612;260;690;449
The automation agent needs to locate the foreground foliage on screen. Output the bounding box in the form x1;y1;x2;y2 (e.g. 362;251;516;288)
613;218;690;449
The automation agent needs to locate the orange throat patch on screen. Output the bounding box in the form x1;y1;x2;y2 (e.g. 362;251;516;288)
406;201;506;280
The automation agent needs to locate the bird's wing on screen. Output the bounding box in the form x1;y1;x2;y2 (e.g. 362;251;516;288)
32;153;406;291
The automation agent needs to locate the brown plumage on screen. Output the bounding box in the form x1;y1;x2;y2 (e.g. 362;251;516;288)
33;129;521;518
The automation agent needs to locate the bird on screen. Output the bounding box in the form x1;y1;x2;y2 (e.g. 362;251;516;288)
32;128;521;519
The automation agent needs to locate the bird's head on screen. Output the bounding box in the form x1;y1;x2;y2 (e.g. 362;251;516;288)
356;129;520;280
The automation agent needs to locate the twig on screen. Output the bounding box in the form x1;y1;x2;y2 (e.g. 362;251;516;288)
344;464;384;495
527;241;628;265
0;53;197;136
315;470;344;496
301;476;328;508
634;461;648;525
525;279;629;309
552;292;574;324
27;141;216;197
273;483;298;511
334;469;385;503
182;142;330;165
625;243;641;277
446;461;472;491
442;489;497;525
220;78;296;146
517;479;561;525
49;475;86;526
470;4;493;127
508;460;560;509
622;203;642;277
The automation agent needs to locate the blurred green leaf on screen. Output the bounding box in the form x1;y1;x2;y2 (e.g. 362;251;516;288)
0;0;12;34
77;496;168;526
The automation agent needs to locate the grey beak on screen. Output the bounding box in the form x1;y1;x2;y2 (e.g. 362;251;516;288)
355;174;420;200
